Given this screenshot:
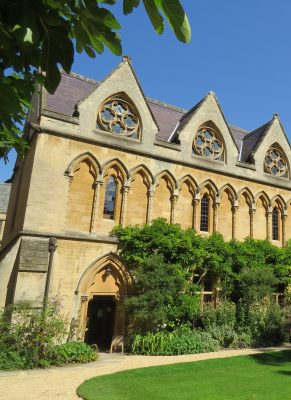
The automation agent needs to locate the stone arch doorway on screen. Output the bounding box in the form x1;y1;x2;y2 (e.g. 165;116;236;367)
75;253;132;351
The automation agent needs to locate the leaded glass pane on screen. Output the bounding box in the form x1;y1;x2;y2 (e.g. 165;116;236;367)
97;97;141;138
103;176;117;220
272;208;279;240
200;195;209;232
193;125;224;161
264;147;288;178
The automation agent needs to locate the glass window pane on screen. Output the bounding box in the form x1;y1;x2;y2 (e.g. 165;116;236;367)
103;176;117;220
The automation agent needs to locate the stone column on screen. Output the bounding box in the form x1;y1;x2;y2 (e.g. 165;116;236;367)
213;199;220;233
120;184;130;227
193;198;200;230
282;212;287;245
249;208;256;238
90;179;103;232
267;207;272;241
232;204;238;240
146;187;155;223
170;193;178;224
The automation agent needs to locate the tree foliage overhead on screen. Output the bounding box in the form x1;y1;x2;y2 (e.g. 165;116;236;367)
0;0;191;161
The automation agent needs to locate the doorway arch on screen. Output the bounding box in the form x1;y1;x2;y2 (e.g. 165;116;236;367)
75;252;132;350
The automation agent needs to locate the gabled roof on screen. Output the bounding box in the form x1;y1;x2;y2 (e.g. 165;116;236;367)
39;69;287;165
240;120;273;163
229;125;249;150
147;98;186;142
43;72;98;116
0;183;11;213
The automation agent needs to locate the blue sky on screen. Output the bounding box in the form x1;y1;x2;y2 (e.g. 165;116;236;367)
1;0;291;181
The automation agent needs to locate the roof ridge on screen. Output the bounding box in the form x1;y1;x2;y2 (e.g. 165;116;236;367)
145;96;187;113
60;69;99;85
243;120;272;139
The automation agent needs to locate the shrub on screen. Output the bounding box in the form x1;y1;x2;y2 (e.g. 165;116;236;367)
53;342;98;365
0;298;68;369
202;301;236;330
131;326;220;355
230;332;253;349
237;301;287;347
206;325;238;348
0;349;26;370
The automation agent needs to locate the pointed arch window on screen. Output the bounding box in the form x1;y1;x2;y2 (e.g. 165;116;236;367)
103;176;117;220
272;207;279;240
97;95;141;139
200;194;209;232
264;146;288;178
193;124;224;161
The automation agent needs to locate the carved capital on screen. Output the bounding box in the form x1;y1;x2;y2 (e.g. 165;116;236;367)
232;205;238;214
49;237;58;251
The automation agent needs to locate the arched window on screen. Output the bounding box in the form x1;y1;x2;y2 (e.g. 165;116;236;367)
97;95;141;139
103;176;117;220
193;123;224;161
200;194;209;232
264;146;288;178
272;207;279;240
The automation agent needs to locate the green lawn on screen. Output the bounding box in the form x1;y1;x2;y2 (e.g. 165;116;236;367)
77;350;291;400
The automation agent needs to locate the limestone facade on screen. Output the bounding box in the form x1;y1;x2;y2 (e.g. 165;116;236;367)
0;58;291;347
0;183;11;247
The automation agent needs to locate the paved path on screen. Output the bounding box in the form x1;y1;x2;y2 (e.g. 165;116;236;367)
1;344;291;400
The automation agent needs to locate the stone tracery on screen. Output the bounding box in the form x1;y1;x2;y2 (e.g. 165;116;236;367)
97;96;141;139
193;125;224;160
264;146;288;178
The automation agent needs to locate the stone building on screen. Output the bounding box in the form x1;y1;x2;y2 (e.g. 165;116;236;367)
0;58;291;349
0;183;11;248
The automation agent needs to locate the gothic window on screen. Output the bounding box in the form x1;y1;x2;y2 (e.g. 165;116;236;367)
272;207;279;240
193;124;224;161
97;96;141;139
264;147;288;178
103;176;117;220
200;194;209;232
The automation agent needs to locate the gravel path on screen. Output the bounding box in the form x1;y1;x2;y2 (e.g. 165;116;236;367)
1;344;291;400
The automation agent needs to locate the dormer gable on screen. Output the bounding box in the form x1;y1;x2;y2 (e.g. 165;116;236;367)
78;58;158;149
243;114;291;180
173;91;239;166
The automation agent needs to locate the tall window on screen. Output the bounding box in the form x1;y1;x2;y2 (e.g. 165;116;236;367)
272;207;279;240
103;176;117;220
200;194;209;232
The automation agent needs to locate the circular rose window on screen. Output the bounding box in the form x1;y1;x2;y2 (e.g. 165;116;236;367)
193;126;224;160
264;147;288;177
97;97;140;139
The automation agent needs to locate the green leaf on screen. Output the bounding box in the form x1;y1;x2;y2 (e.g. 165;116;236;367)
42;26;74;93
45;62;62;94
81;7;121;29
97;8;121;29
155;0;191;43
84;45;96;58
74;0;86;9
143;0;164;35
97;0;117;4
0;82;22;123
83;21;104;53
123;0;141;15
99;30;122;55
